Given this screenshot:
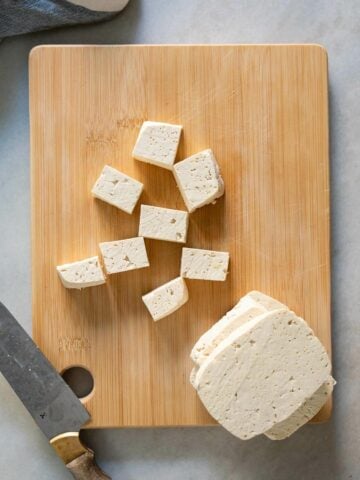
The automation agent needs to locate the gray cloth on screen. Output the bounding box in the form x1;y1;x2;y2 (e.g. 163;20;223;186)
0;0;117;39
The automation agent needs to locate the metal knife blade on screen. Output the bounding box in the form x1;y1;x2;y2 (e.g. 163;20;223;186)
0;303;110;479
0;302;89;439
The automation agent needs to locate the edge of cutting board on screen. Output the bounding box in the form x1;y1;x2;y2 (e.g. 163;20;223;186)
30;44;332;428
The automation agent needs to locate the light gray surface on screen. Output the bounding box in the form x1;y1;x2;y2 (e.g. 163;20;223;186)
0;0;359;478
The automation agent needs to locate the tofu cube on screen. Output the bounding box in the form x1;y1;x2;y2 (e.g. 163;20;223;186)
99;237;149;275
173;149;224;212
56;256;106;289
139;205;189;243
132;121;182;170
142;277;189;321
91;165;143;214
180;247;229;281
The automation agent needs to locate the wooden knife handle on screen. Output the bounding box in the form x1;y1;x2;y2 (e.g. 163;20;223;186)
67;449;111;480
50;432;111;480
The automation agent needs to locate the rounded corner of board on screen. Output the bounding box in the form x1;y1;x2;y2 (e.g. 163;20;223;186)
29;45;45;63
309;44;329;65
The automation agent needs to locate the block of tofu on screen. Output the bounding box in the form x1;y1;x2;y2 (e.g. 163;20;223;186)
265;376;335;440
191;368;334;440
56;256;106;289
142;277;188;321
99;237;149;274
91;165;143;214
194;309;331;440
180;247;229;281
190;291;287;366
173;149;224;212
139;205;189;243
132;121;182;170
190;291;334;440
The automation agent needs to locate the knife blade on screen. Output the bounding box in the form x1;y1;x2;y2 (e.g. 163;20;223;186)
0;302;110;479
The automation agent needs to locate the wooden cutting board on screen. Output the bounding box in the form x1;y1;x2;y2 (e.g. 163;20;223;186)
30;45;331;428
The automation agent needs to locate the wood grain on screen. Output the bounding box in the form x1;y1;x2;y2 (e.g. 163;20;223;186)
30;45;331;428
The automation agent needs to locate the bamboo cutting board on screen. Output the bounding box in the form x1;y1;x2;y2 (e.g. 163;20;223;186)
30;45;331;428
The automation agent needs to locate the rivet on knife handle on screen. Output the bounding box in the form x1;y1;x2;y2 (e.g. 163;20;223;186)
50;432;110;479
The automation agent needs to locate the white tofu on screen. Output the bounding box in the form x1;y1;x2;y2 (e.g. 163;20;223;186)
238;290;288;312
132;121;182;170
99;237;149;274
57;256;106;289
194;309;331;440
190;291;287;366
139;205;189;243
91;165;143;214
191;367;334;440
142;277;188;321
180;247;229;281
189;367;198;388
173;149;224;212
265;376;335;440
190;291;334;440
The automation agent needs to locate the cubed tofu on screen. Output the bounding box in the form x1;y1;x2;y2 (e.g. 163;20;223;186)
99;237;149;274
180;247;229;281
194;309;331;440
173;149;224;212
142;277;188;321
139;205;189;243
133;121;182;170
91;165;143;214
56;256;106;289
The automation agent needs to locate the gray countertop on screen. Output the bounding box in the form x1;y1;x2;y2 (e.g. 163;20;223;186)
0;1;359;479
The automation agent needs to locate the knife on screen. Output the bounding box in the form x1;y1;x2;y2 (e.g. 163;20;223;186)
0;302;111;479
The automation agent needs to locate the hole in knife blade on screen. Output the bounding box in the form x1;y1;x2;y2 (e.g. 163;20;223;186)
61;366;94;401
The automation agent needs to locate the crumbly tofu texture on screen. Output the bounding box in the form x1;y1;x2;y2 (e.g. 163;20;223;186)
195;309;331;440
139;205;189;243
181;247;229;281
91;165;143;214
190;291;333;440
265;376;335;440
99;237;149;274
190;291;287;366
132;121;182;170
56;256;106;289
142;277;188;321
173;149;224;212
